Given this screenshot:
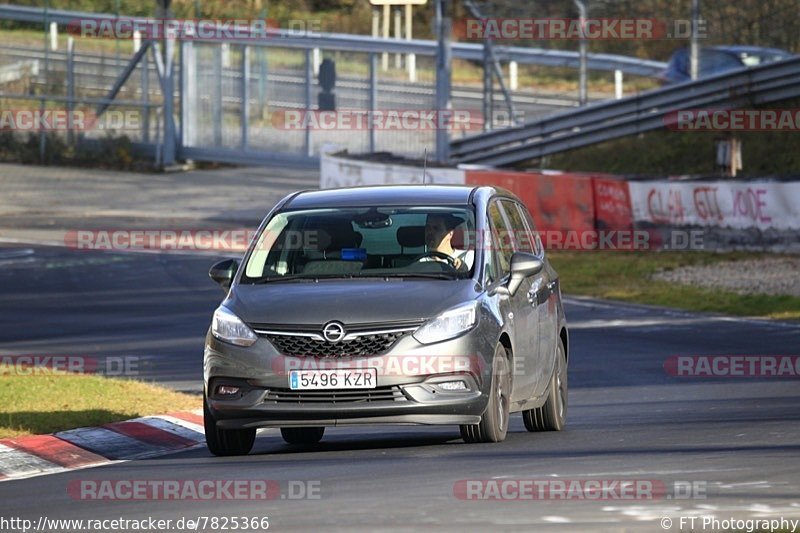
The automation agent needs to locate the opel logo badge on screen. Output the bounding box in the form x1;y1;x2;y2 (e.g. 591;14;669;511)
322;321;346;343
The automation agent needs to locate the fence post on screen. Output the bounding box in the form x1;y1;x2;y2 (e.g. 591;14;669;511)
181;40;196;149
67;37;74;145
162;35;176;165
242;45;250;150
213;45;222;147
382;4;390;71
394;7;402;69
369;52;377;153
305;48;313;157
482;42;492;131
405;4;415;82
142;43;150;144
435;0;451;163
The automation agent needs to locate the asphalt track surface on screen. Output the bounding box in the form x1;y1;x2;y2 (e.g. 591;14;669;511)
1;244;799;532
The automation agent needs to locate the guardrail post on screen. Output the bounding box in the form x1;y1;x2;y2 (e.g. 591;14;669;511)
49;21;57;51
614;69;623;99
509;61;518;91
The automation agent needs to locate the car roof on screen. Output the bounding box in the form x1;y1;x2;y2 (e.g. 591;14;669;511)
711;45;792;57
283;185;482;209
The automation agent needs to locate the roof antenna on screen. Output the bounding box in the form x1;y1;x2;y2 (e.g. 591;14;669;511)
422;148;429;185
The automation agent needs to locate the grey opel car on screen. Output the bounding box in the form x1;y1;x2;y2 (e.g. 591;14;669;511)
203;185;568;456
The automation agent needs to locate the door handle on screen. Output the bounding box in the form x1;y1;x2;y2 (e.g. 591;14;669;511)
527;278;542;306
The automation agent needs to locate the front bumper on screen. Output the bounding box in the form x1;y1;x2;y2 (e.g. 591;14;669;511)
203;325;496;430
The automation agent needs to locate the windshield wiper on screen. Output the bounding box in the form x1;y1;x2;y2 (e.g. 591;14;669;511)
383;272;460;280
250;273;377;283
249;272;460;283
249;274;316;284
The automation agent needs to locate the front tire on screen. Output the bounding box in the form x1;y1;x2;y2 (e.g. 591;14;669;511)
204;395;256;456
280;427;325;445
461;344;511;443
523;336;567;432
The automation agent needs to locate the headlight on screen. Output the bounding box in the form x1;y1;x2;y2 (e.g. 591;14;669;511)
211;306;257;346
413;302;478;345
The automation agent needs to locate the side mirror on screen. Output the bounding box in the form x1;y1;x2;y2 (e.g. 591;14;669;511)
209;258;239;290
506;252;544;296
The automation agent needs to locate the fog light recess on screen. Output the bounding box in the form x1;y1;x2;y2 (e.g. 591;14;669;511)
437;380;467;391
216;385;240;395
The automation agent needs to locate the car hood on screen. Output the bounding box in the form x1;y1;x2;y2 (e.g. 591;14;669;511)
227;279;479;326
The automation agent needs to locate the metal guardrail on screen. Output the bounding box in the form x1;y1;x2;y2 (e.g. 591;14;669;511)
450;56;800;166
0;4;666;77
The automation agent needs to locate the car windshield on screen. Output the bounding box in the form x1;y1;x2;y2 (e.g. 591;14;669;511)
241;206;477;282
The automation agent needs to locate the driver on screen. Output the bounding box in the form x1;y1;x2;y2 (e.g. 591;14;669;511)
423;213;473;271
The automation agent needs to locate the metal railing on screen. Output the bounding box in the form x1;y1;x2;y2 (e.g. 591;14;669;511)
450;56;800;166
0;4;666;76
0;3;669;168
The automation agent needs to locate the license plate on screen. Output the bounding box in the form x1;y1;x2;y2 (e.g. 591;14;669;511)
289;368;378;390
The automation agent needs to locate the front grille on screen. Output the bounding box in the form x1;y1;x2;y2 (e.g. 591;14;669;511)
251;321;422;358
264;386;406;404
265;331;407;357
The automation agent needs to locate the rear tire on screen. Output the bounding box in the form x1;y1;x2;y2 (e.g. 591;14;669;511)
280;427;325;445
204;395;256;456
461;344;511;443
523;337;567;432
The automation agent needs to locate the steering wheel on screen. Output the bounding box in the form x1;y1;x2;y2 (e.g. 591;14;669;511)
413;250;461;271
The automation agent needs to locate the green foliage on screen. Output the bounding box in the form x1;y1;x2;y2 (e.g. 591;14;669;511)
546;129;800;177
0;131;152;171
548;251;800;320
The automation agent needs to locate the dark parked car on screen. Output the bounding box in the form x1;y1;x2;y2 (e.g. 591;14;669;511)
203;185;569;455
660;45;793;84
